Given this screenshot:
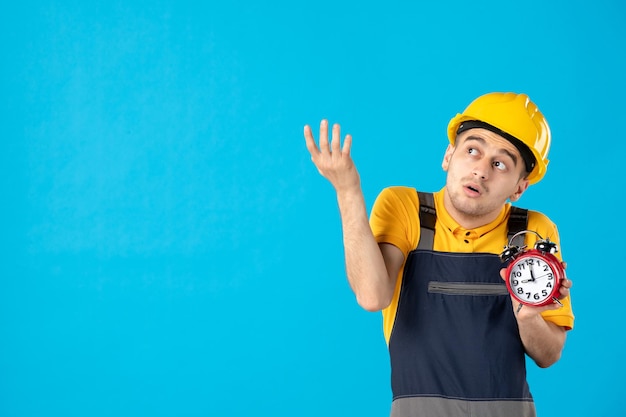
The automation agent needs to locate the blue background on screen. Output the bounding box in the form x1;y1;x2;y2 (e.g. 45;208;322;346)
1;1;624;416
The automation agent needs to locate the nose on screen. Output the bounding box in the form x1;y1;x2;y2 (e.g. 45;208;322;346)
472;159;490;180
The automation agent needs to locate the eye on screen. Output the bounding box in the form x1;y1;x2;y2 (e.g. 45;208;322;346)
468;147;478;156
493;160;508;171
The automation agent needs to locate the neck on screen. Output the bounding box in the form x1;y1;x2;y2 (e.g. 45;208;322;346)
442;189;503;230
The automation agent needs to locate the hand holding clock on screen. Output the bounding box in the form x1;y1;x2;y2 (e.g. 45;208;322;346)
503;262;572;369
499;231;574;310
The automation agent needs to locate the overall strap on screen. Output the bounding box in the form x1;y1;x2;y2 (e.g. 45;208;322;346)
416;191;529;250
416;192;436;250
507;206;529;248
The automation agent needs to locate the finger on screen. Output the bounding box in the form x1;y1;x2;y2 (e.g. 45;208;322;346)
499;268;507;280
303;125;320;156
342;133;352;155
541;302;562;312
556;278;572;299
319;119;330;153
331;123;341;154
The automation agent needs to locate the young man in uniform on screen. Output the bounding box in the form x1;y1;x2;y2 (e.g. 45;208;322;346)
304;92;574;417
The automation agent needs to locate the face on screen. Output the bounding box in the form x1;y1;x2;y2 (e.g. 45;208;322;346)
442;128;530;228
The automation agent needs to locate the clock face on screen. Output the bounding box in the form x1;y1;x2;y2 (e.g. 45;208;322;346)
506;250;563;306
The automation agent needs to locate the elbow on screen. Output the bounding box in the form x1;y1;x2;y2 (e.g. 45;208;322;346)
526;321;567;368
350;271;397;312
356;293;392;312
534;351;562;369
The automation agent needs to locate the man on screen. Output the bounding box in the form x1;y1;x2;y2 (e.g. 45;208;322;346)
304;92;574;417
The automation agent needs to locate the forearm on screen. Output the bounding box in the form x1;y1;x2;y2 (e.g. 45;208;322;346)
336;187;394;312
517;312;566;368
304;120;397;311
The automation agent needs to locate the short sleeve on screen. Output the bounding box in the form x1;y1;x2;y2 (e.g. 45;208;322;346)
369;186;421;258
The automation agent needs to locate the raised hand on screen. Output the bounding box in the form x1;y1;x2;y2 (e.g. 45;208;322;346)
304;120;361;193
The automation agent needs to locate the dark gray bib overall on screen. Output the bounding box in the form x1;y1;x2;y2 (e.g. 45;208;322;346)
388;192;536;417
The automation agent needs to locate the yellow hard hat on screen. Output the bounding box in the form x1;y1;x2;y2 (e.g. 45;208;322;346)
447;92;551;184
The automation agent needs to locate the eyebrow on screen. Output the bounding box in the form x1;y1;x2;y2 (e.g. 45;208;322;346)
462;135;519;166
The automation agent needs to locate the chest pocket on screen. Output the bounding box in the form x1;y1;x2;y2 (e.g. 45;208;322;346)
428;281;510;295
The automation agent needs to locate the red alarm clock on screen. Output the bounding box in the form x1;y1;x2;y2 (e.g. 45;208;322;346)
500;231;565;307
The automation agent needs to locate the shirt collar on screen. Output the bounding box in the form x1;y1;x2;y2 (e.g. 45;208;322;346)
433;187;511;237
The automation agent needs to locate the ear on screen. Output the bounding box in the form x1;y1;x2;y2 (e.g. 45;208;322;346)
442;144;455;171
509;178;530;202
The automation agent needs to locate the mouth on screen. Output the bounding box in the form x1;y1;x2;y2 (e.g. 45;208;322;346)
464;183;482;196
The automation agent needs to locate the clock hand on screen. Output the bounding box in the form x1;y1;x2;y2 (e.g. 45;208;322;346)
521;266;537;283
533;273;553;280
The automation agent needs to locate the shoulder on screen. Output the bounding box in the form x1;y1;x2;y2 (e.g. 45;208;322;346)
377;185;417;199
515;207;561;252
509;203;557;230
525;209;558;232
370;186;422;254
374;186;420;208
373;186;419;210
